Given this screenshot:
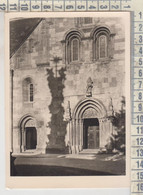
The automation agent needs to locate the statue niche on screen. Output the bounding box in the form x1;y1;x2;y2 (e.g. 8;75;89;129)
86;77;93;97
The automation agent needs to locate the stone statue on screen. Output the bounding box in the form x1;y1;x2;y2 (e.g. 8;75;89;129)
86;77;93;97
108;97;114;116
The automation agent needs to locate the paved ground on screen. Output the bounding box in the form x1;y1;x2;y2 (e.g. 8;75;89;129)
11;153;125;176
12;154;125;176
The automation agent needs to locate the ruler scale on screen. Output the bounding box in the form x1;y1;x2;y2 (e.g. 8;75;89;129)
132;2;143;193
0;0;143;194
0;0;133;12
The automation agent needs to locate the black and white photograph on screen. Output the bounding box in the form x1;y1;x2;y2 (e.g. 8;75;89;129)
6;12;130;188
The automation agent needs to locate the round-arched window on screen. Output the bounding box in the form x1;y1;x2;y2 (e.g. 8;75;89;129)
71;38;79;62
23;77;34;103
99;35;107;59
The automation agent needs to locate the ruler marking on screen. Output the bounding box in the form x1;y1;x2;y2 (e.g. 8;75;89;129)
131;169;143;171
0;0;142;194
97;0;99;10
132;11;135;126
7;0;8;11
120;0;122;10
30;0;31;11
132;146;143;148
63;0;65;11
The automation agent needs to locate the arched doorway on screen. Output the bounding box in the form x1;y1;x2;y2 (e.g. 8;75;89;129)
83;118;99;149
19;115;37;152
70;98;112;154
25;127;37;150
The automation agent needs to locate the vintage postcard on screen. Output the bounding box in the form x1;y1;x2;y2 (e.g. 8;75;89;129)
5;12;130;188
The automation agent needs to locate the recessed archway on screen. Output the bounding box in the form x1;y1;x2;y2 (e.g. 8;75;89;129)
19;115;37;152
70;98;111;154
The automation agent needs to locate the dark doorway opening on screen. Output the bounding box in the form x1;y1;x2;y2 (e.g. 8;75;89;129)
26;127;37;150
83;118;99;149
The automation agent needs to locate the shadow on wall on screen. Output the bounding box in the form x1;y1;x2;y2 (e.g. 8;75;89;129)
46;68;68;154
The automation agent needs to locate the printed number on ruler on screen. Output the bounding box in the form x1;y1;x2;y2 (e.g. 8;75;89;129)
134;11;143;126
0;0;132;12
0;0;142;195
132;8;143;194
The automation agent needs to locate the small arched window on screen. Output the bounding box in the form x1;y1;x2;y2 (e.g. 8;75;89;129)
71;38;79;62
99;35;107;59
29;83;33;102
93;27;112;60
23;77;34;103
65;31;82;64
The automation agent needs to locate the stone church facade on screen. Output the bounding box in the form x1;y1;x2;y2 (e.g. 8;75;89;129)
10;17;125;154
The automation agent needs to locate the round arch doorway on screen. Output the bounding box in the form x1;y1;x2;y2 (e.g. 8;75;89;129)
19;115;37;152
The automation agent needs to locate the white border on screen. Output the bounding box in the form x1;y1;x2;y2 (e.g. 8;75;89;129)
4;12;130;189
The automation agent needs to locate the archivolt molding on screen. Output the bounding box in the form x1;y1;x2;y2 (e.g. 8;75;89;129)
72;98;107;119
18;114;37;129
90;25;115;39
62;28;85;43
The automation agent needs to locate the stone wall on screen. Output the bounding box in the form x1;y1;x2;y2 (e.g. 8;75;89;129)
11;17;125;153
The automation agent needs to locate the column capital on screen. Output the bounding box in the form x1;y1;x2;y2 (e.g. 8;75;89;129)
99;117;111;123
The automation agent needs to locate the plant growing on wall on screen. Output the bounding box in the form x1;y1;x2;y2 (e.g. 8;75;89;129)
46;67;68;153
106;96;126;154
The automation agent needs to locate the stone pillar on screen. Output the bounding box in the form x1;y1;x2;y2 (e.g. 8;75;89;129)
79;119;83;152
12;127;20;153
71;119;76;154
62;41;66;65
64;120;72;154
21;128;25;152
81;119;84;151
99;118;104;148
36;126;46;154
71;120;74;146
75;119;80;154
99;118;113;150
36;127;41;152
75;119;77;153
68;120;72;154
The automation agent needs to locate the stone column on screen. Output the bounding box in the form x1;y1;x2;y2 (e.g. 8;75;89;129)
65;120;72;154
21;128;25;152
68;120;72;154
99;118;104;148
79;119;83;152
62;41;66;65
13;127;20;153
71;119;76;154
71;120;74;146
35;128;38;150
75;119;78;154
75;119;78;153
99;118;113;150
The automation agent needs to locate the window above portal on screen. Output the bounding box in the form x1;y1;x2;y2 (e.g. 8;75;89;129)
65;30;83;64
92;27;115;61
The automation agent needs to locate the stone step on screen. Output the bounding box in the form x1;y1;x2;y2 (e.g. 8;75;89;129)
79;149;99;154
